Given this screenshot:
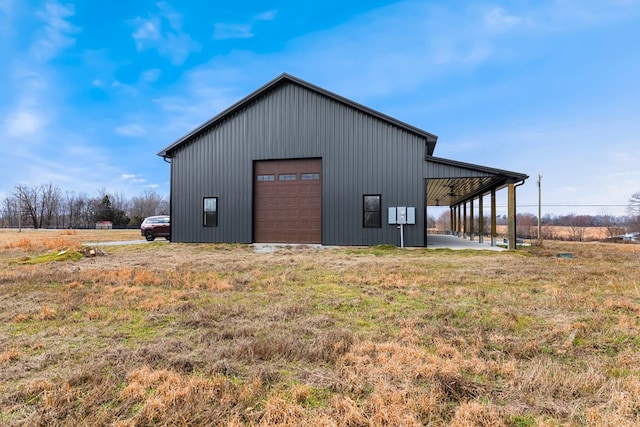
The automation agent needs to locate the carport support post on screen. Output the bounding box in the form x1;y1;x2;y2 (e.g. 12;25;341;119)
463;202;468;239
450;207;455;235
469;199;475;241
457;204;462;237
491;189;497;246
478;195;484;244
508;182;516;250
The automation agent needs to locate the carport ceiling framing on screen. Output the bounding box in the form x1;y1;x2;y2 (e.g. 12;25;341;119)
426;176;509;207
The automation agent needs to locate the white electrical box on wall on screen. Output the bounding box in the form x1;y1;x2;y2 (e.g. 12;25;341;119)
406;207;415;224
388;207;397;224
388;207;416;225
388;206;416;248
397;207;407;224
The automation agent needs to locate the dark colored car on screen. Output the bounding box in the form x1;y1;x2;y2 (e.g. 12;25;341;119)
141;215;170;241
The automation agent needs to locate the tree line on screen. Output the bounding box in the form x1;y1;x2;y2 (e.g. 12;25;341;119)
431;190;640;242
1;183;168;229
3;182;639;235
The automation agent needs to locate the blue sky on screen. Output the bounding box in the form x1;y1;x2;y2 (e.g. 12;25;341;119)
1;0;639;216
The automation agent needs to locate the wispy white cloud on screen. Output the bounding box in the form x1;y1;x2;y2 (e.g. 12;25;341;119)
110;80;137;96
0;0;14;14
255;10;277;21
115;123;146;137
5;105;46;137
2;1;78;144
1;65;51;140
213;23;254;40
154;91;235;138
0;0;15;34
140;68;161;83
133;19;160;44
132;2;200;65
213;10;278;40
152;64;246;138
31;1;79;62
121;174;147;184
441;111;640;216
4;136;116;195
541;0;639;30
483;7;529;32
276;0;640;102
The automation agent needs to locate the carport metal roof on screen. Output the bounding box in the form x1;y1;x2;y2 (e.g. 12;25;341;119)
425;156;528;207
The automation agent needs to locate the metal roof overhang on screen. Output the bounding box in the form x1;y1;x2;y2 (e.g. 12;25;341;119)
425;156;528;207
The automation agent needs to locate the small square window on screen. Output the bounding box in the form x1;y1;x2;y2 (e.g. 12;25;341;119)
203;197;218;227
301;173;320;180
278;174;297;181
257;174;275;182
363;195;381;228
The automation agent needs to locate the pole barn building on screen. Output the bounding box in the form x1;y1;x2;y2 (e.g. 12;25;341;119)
158;74;528;248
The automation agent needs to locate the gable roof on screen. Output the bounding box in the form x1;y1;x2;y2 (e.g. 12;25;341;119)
158;73;439;158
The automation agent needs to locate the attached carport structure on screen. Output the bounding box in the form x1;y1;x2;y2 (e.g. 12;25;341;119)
425;156;529;250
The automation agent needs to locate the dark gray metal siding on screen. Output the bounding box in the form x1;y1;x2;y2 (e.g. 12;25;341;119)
170;82;428;246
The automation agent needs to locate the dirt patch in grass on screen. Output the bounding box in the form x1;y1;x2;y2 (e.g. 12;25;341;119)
1;238;639;425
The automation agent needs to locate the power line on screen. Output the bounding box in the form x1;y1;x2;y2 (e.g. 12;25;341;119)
501;204;630;208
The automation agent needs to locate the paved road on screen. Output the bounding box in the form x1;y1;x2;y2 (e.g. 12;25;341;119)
426;234;505;251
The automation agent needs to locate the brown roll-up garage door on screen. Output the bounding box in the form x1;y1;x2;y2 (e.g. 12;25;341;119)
254;159;322;243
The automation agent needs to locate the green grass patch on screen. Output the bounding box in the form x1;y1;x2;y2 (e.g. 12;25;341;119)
511;414;537;427
12;250;83;264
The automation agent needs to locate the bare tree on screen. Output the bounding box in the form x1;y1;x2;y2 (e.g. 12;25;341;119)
13;183;61;229
41;183;61;228
565;213;590;241
129;189;168;225
1;196;20;227
629;191;640;216
629;192;640;232
109;191;131;216
601;213;626;238
62;191;90;228
516;213;537;239
434;210;450;233
74;193;95;228
14;185;36;228
541;225;556;240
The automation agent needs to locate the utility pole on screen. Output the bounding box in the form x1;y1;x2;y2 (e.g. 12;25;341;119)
537;174;542;242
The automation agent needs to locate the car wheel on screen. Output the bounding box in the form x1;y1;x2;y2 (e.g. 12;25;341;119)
165;236;171;241
145;230;155;241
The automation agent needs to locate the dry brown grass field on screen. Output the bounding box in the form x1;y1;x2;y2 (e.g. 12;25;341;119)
0;229;143;249
495;226;621;242
1;229;639;426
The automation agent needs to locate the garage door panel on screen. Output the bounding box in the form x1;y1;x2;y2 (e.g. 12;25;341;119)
254;159;321;243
